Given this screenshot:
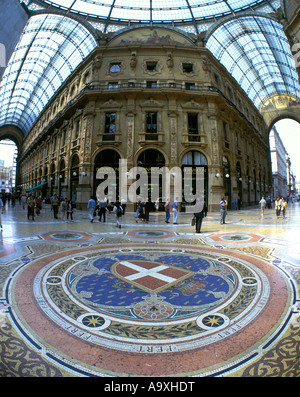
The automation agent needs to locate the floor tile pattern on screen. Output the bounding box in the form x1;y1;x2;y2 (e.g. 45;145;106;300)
0;204;299;377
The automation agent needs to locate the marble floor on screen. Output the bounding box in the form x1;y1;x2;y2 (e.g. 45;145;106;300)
0;201;299;378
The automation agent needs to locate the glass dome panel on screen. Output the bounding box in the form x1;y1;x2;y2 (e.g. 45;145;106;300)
34;0;279;24
206;16;300;108
0;13;97;133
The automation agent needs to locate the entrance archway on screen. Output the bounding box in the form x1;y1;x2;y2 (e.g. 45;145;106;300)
94;149;121;203
270;118;300;199
181;150;208;212
137;149;166;209
0;139;18;194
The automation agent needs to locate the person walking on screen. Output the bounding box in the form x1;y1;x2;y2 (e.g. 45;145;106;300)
98;198;107;222
172;197;179;224
136;199;145;223
220;196;227;224
60;197;67;221
113;201;123;228
259;196;266;215
281;198;288;219
275;197;281;217
67;199;74;221
164;198;170;223
27;193;35;221
87;196;97;222
135;198;141;220
51;193;60;219
193;199;207;233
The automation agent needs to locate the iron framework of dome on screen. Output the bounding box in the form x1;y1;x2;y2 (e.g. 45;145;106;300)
0;0;299;134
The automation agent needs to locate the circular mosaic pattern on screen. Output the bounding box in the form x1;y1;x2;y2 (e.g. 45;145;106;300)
11;244;292;376
126;229;175;239
41;230;92;243
209;232;262;244
220;234;252;241
51;232;83;240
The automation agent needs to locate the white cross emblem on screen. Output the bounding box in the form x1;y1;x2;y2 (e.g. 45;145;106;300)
113;259;193;293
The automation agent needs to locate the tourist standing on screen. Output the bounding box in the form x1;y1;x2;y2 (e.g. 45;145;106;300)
27;193;35;221
136;199;145;223
193;199;207;233
220;197;227;224
87;196;96;222
67;200;74;221
275;197;281;217
281;198;288;219
259;196;266;215
60;198;67;221
51;194;60;219
172;198;179;224
97;198;106;222
164;198;170;223
113;201;123;228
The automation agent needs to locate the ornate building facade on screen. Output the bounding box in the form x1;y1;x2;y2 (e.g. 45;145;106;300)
19;27;271;211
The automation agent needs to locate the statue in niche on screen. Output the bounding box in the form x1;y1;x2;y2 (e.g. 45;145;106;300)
130;52;137;68
92;55;102;80
167;53;173;69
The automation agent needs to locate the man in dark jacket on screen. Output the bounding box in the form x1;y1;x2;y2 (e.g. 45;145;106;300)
51;193;60;219
193;199;207;233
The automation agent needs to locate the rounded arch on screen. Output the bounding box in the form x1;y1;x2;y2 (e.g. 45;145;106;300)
136;148;166;167
134;147;167;167
31;9;100;43
108;25;196;46
181;150;208;166
94;148;122;165
70;153;80;169
180;148;210;167
203;12;280;44
267;112;300;133
205;14;300;109
180;149;209;211
0;125;23;153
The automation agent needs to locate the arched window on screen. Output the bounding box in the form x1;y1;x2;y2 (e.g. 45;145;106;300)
182;151;207;166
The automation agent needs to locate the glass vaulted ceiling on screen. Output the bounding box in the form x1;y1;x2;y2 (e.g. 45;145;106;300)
0;0;299;135
28;0;280;31
206;16;300;109
0;13;97;133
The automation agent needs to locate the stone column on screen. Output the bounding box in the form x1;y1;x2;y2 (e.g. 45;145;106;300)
208;111;224;211
76;114;94;207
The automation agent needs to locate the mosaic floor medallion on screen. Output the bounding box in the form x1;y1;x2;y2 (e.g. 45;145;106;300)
126;229;175;239
41;231;92;242
209;232;262;244
9;244;293;376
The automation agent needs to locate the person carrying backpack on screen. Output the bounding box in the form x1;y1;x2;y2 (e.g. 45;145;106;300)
113;201;123;228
